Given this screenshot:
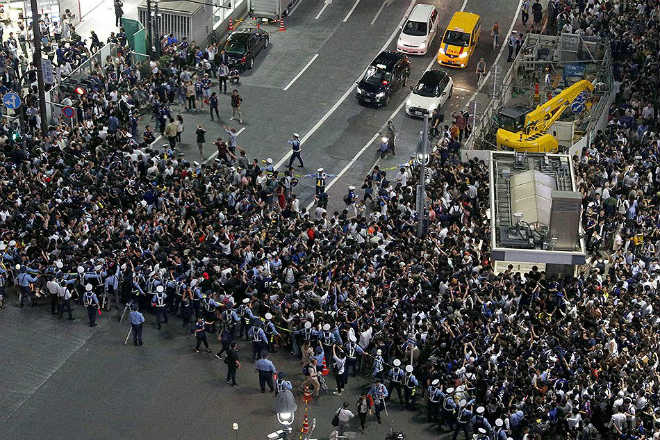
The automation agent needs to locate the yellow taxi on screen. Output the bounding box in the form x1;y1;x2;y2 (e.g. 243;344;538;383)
437;11;481;68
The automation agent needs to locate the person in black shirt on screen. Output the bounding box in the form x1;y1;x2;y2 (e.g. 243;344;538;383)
196;124;206;160
225;342;240;386
209;92;219;121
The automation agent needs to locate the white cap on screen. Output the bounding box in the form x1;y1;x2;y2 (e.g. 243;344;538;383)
349;185;355;190
56;261;63;269
156;285;164;293
85;284;93;292
140;200;147;207
242;298;250;304
304;321;312;329
476;406;485;414
323;323;330;331
446;387;455;394
478;428;487;434
432;379;439;386
317;168;323;172
393;359;401;367
293;133;299;138
266;158;273;164
405;365;413;373
77;266;84;273
376;349;382;355
495;418;504;427
265;313;273;320
15;264;21;270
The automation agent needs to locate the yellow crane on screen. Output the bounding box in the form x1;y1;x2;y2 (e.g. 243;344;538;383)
496;79;594;153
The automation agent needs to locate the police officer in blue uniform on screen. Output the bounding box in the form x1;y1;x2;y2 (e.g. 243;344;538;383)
239;297;254;339
427;378;442;423
83;283;100;327
16;264;39;307
344;333;364;381
287;133;303;168
372;348;385;380
442;387;458;432
151;285;168;329
129;304;145;346
263;312;280;353
249;319;269;361
0;260;7;310
255;353;277;393
453;399;475;440
402;365;419;410
194;316;212;353
387;359;405;404
367;378;389;424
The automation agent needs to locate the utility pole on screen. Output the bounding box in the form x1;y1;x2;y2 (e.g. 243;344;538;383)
30;0;47;133
146;0;153;57
415;115;430;238
153;0;160;57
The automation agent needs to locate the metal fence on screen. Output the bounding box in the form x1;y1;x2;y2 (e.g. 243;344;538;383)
46;101;79;126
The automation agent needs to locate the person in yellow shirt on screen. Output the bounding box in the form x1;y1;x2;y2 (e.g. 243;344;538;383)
165;118;178;148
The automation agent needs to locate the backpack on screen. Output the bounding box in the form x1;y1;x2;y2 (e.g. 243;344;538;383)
303;365;311;376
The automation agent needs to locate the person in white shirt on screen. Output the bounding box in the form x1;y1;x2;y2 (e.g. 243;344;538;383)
336;402;354;435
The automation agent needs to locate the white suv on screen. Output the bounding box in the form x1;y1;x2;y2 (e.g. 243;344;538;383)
405;69;453;117
396;4;438;56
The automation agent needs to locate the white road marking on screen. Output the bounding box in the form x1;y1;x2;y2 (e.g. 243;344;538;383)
273;0;418;171
370;1;388;26
302;0;472;210
203;127;246;164
288;0;305;17
150;135;163;146
466;0;523;104
315;0;331;20
343;0;361;23
283;54;319;91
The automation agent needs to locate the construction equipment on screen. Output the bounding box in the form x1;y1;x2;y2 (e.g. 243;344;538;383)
496;80;594;153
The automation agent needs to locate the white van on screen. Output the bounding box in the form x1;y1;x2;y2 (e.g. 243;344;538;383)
396;4;439;56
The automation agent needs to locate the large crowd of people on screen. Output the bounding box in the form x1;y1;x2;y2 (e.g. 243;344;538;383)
2;1;660;439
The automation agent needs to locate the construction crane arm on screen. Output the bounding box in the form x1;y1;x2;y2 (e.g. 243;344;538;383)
523;80;594;134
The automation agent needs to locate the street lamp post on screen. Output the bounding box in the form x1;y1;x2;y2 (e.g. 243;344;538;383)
416;114;430;238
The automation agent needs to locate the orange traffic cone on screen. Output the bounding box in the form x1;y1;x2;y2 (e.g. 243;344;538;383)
321;356;329;376
301;413;309;433
302;386;312;405
279;18;286;32
228;18;234;32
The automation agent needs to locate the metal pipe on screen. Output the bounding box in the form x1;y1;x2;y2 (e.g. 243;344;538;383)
30;0;47;133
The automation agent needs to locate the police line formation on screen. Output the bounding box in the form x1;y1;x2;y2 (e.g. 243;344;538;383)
2;0;660;439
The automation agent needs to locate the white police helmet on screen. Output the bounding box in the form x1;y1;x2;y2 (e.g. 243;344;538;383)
304;321;312;329
265;313;273;320
242;298;250;304
156;285;164;293
85;284;93;292
446;387;455;394
405;365;413;373
293;133;300;138
432;379;439;386
317;168;323;173
15;264;21;270
393;359;401;367
376;349;382;355
56;261;63;269
495;418;504;427
77;266;84;274
476;406;485;414
323;323;330;331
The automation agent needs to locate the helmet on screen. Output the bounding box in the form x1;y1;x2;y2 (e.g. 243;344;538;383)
432;379;439;386
495;418;504;427
293;133;300;138
405;365;413;373
304;321;312;329
393;359;401;367
446;387;455;394
55;261;63;269
323;323;330;331
242;298;250;304
85;284;93;292
265;313;273;320
376;349;382;355
317;168;323;173
156;285;164;293
77;266;84;274
476;406;485;414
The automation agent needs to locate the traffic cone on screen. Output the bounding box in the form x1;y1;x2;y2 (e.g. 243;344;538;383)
301;412;309;433
228;18;234;32
302;386;312;404
279;18;286;32
321;356;329;376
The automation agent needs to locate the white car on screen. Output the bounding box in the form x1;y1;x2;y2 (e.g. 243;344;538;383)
396;4;439;56
405;69;453;117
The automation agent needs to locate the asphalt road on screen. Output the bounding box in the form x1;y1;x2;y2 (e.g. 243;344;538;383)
5;1;522;439
144;0;521;210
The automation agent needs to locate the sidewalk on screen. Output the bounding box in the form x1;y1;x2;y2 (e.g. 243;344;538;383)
74;0;140;43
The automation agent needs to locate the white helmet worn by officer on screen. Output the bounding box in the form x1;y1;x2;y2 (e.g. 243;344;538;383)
405;365;413;373
393;359;401;367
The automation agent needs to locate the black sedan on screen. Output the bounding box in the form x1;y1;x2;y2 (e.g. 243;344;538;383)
355;51;410;107
223;28;270;71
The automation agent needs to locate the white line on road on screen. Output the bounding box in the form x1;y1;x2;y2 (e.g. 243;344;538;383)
315;0;331;20
370;1;387;26
466;0;522;104
288;0;305;17
343;0;361;22
203;127;246;164
273;0;417;171
283;54;319;91
151;135;163;146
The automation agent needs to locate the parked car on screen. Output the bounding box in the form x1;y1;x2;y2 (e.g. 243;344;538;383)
223;28;270;71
